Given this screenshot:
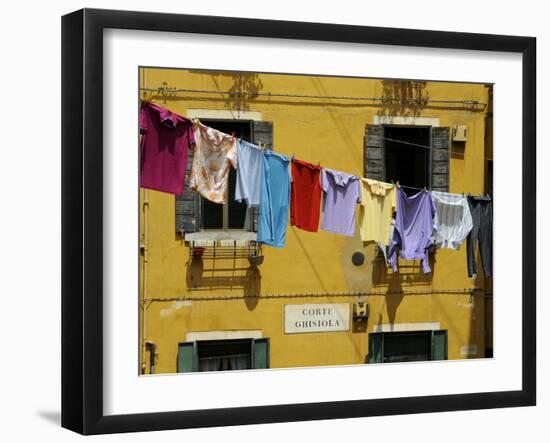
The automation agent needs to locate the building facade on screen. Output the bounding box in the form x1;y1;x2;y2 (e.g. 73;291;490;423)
139;67;493;374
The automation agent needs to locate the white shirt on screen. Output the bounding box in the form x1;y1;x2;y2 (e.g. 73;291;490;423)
431;191;473;250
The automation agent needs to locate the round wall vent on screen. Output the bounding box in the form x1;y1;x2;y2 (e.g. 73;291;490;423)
351;251;365;266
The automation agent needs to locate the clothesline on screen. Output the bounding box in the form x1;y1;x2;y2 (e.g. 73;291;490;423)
382;136;494;163
190;117;491;197
395;183;492;198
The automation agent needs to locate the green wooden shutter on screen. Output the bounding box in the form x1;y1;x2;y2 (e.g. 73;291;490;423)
368;332;384;363
249;121;273;232
252;121;273;150
431;330;448;361
175;148;201;234
364;125;385;181
177;342;198;372
430;127;450;192
252;338;270;369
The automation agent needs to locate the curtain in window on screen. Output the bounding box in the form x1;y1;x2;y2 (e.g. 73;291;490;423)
198;355;251;371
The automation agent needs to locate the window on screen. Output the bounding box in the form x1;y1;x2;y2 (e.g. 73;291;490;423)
200;120;252;230
385;125;431;191
177;338;269;372
364;124;450;193
176;120;273;235
368;330;447;363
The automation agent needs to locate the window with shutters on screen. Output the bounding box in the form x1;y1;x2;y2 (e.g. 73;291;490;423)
368;330;448;363
364;124;450;193
199;120;251;231
176;120;273;236
177;338;270;372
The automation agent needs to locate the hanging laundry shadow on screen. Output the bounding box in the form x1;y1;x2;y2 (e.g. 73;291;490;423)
372;252;435;286
372;253;390;286
186;256;204;289
185;256;256;291
189;70;264;112
243;265;262;311
385;272;405;326
377;80;429;118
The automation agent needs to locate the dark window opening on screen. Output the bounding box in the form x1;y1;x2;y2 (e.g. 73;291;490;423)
368;330;448;363
200;120;251;230
227;168;248;229
383;331;432;363
385;125;431;194
202;193;223;230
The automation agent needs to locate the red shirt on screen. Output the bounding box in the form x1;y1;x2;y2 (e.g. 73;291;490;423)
290;159;322;232
139;102;195;195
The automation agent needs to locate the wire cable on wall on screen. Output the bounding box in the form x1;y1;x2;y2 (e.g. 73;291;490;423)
139;86;487;110
143;287;483;303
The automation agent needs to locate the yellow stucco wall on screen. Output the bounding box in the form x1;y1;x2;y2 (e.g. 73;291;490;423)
139;68;492;374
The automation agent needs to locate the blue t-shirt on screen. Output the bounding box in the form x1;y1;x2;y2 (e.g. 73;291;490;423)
257;151;291;247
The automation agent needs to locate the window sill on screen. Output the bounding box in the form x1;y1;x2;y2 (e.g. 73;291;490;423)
184;230;257;243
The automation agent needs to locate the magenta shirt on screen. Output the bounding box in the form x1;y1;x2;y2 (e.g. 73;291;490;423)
321;168;361;236
139;102;195;195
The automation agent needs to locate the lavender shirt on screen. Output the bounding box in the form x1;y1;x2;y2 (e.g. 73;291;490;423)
321;169;360;236
388;188;437;274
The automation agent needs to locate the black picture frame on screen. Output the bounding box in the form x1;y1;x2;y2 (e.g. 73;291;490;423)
61;8;536;435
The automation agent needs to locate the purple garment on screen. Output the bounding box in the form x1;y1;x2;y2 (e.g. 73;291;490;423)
139;102;195;195
320;168;360;236
388;188;437;274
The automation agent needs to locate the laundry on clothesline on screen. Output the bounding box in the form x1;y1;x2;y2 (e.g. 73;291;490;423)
431;191;473;251
189;122;238;204
359;178;396;246
139;101;195;195
466;195;493;278
388;188;437;275
235;139;264;208
137;103;493;277
290;159;322;233
320;168;361;237
257;151;291;248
